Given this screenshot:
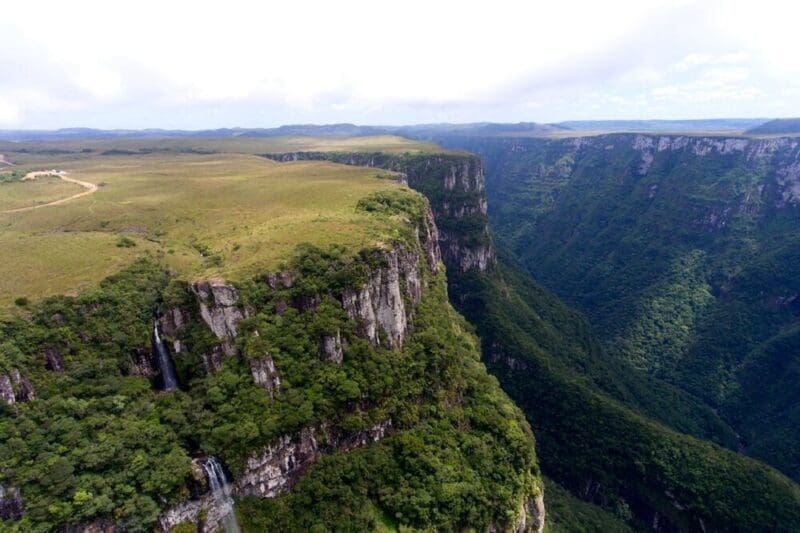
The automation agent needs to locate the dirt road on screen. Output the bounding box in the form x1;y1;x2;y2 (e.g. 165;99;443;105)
1;170;98;214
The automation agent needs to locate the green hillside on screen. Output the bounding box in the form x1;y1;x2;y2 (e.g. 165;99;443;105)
432;133;800;484
0;138;542;532
267;146;800;531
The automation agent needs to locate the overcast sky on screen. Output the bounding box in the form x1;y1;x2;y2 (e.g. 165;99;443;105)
1;0;798;129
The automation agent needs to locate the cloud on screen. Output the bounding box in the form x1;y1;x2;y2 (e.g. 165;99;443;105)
0;0;798;127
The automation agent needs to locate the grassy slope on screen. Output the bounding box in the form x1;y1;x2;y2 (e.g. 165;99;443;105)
0;137;433;309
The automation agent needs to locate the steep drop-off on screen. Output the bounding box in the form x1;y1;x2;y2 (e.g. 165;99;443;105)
0;180;542;531
271;147;800;531
433;134;800;483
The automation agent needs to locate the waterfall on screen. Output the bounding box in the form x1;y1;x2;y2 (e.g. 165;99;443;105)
153;319;179;391
202;457;241;533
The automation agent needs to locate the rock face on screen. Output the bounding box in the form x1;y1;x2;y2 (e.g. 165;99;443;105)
249;356;281;397
514;492;546;533
261;151;495;274
342;248;410;349
319;330;344;364
0;485;24;520
0;369;34;406
159;421;393;532
0;374;16;406
62;520;118;533
43;347;64;372
158;307;189;354
235;426;320;499
235;420;394;499
129;347;157;379
190;279;251;359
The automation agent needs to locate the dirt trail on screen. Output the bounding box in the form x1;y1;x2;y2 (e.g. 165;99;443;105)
0;154;13;166
1;170;99;214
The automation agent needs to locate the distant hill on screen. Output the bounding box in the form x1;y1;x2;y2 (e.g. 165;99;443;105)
557;118;768;134
746;118;800;135
396;122;569;138
0;122;568;142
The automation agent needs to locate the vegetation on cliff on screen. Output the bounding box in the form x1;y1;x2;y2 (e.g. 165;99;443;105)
431;133;800;485
0;146;541;532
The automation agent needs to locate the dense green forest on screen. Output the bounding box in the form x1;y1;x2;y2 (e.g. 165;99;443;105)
270;144;800;530
0;188;540;531
447;252;800;531
428;133;800;486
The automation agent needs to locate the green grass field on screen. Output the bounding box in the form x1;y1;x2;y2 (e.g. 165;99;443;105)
0;136;430;309
0;176;84;212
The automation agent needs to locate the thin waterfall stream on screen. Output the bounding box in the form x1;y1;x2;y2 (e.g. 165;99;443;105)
202;457;241;533
153;318;179;391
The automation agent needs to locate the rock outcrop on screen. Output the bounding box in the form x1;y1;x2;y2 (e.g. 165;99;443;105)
249;355;281;397
129;347;157;379
0;374;16;406
159;420;393;532
0;369;34;406
190;279;251;359
61;520;118;533
514;492;546;533
341;248;409;349
158;307;189;354
319;330;344;364
43;347;64;372
0;485;24;520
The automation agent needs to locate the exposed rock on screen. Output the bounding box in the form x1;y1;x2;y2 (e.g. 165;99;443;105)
488;342;531;370
236;420;393;499
201;345;226;373
319;330;344;365
266;270;296;290
776;161;800;206
331;419;393;451
158;307;188;339
9;368;34;402
158;459;232;533
341;249;408;349
0;374;16;406
44;347;65;372
440;228;496;273
62;520;118;533
398;247;424;306
514;492;545;533
161;419;395;531
274;299;288;315
190;279;250;357
250;356;281;397
293;293;321;313
129;347;157;379
0;485;24;520
236;426;320;499
419;203;441;273
157;497;206;533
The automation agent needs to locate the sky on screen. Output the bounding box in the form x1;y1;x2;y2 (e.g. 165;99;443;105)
1;0;798;129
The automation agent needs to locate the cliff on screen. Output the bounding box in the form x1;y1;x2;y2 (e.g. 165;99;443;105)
0;171;542;532
151;192;541;532
421;131;800;530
